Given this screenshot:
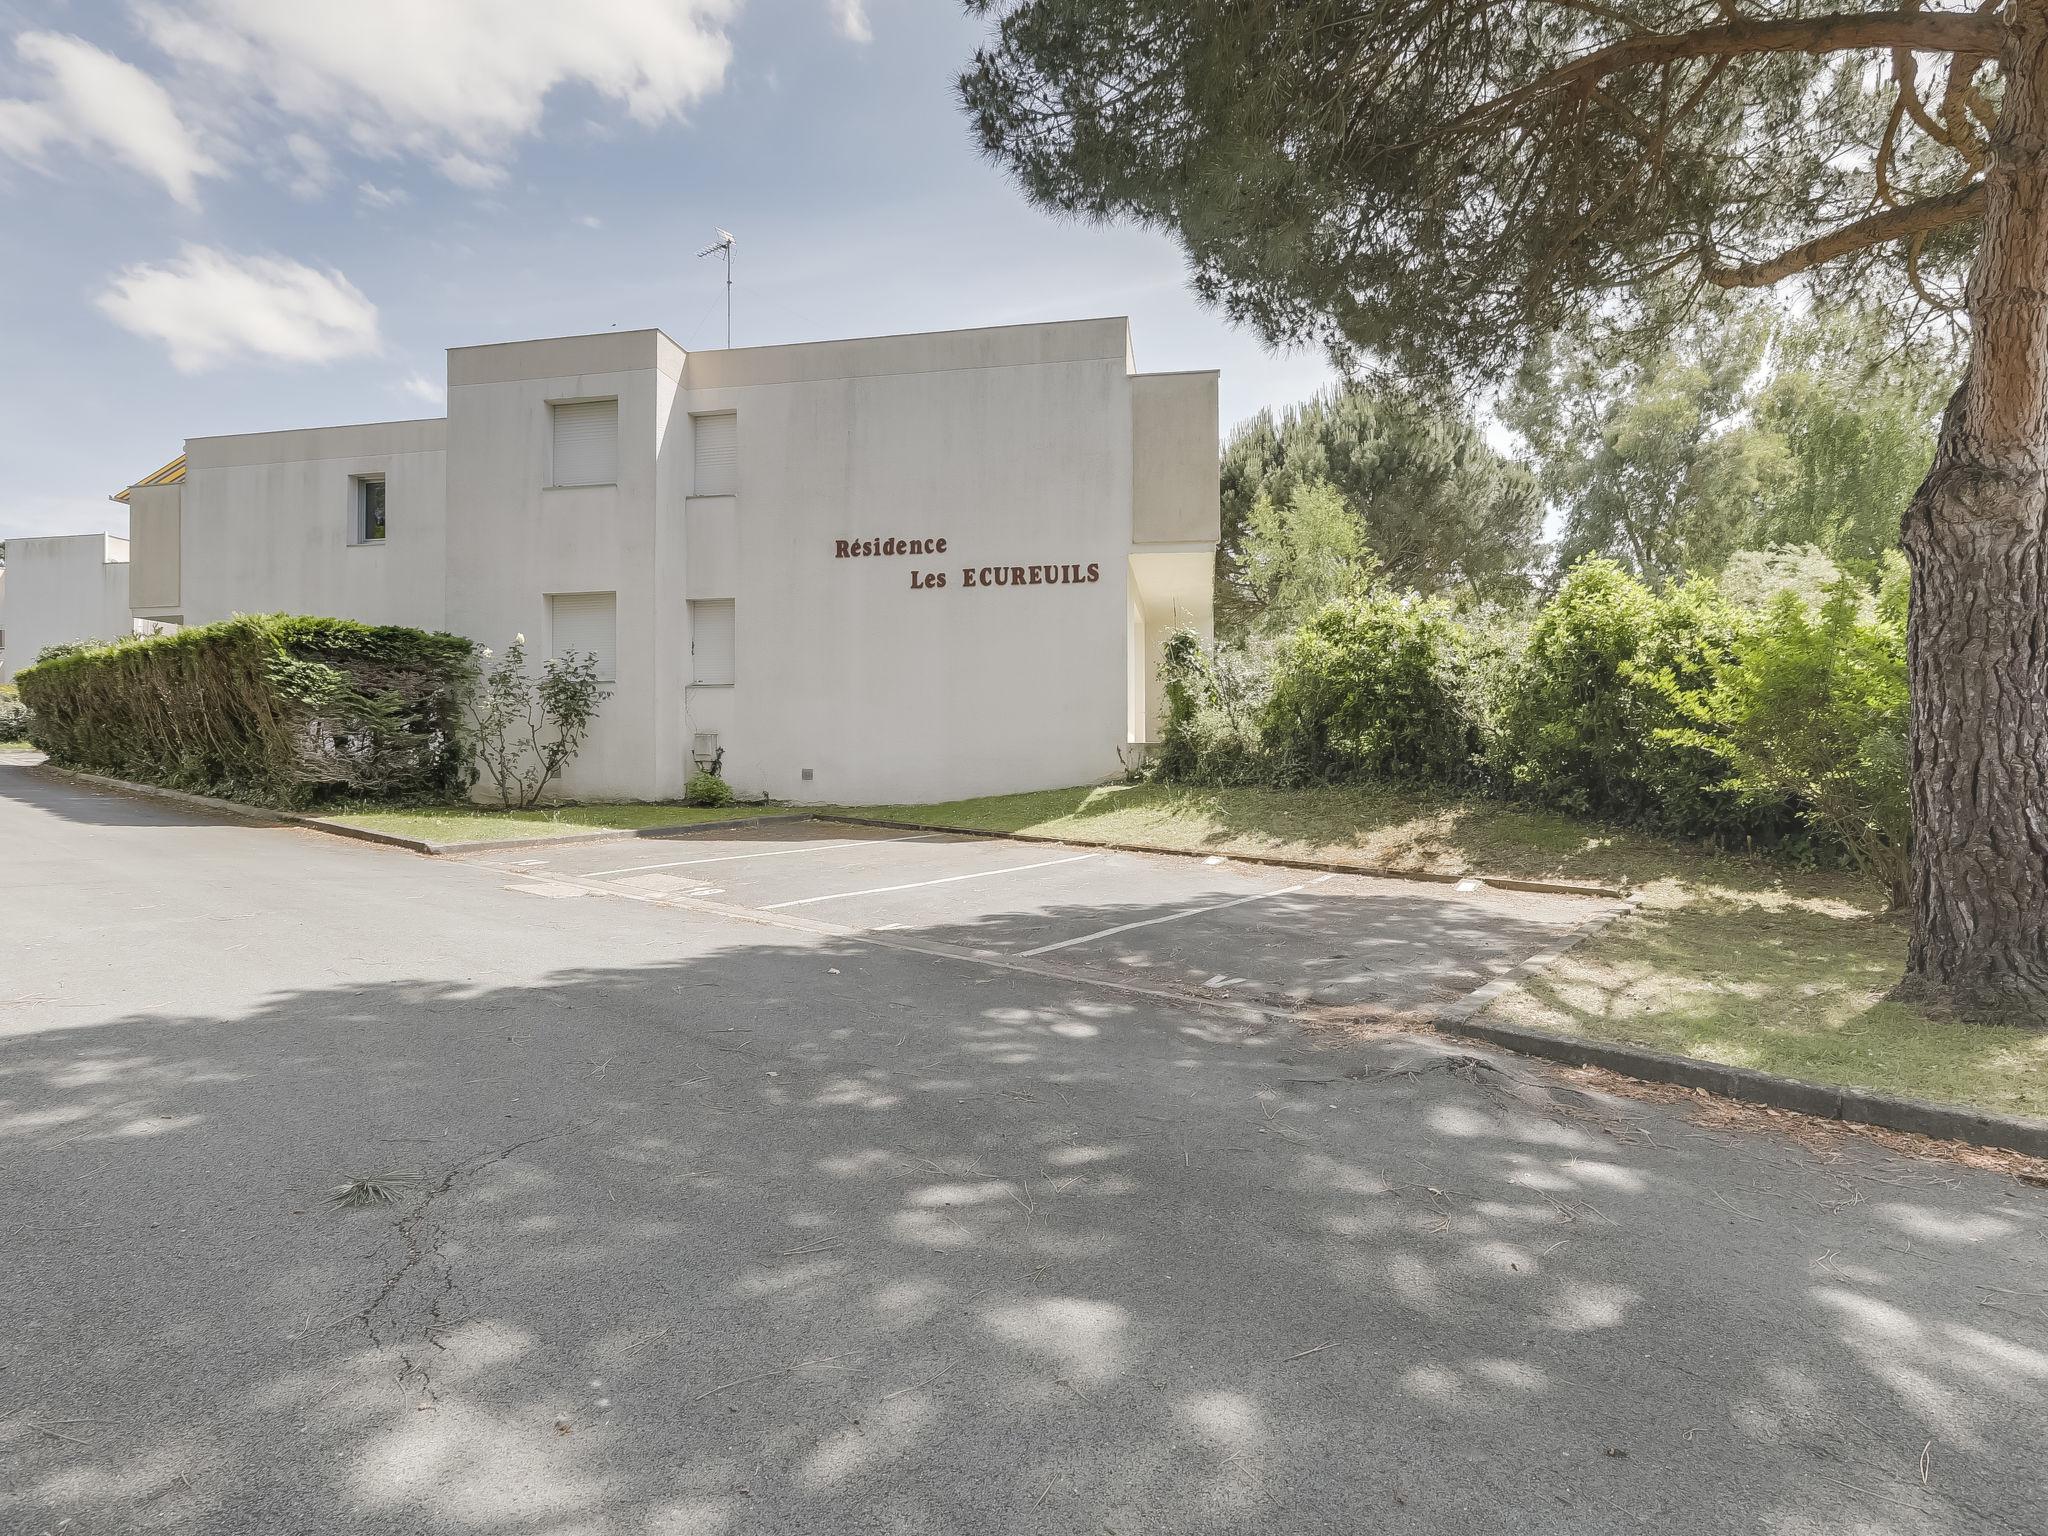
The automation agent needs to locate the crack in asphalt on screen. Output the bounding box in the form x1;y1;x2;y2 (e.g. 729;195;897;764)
353;1125;576;1395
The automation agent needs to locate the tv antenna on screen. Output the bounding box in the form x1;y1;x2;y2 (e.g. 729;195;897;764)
697;228;735;348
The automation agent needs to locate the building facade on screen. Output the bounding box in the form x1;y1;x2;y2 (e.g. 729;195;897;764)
105;318;1217;804
0;534;133;683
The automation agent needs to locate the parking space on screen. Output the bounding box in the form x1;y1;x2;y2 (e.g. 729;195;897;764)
468;820;1619;1015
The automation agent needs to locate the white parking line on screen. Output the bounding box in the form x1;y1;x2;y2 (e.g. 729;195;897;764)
760;852;1101;910
582;832;936;880
1015;874;1334;958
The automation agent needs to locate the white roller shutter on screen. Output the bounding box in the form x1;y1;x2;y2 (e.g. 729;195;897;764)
549;591;617;682
692;412;737;496
689;598;735;685
552;399;618;487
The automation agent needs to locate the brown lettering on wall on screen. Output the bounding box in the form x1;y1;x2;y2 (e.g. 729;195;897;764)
832;539;1101;590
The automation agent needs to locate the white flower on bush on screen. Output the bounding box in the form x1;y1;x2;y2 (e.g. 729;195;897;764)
465;633;608;810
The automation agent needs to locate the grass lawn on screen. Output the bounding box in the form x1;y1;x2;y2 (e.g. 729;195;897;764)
833;782;2048;1122
320;801;784;845
0;740;32;752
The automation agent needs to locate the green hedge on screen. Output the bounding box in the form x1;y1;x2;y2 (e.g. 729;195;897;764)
17;614;474;807
1155;554;1911;883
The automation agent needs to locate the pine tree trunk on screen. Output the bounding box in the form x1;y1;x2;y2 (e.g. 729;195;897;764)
1897;0;2048;1022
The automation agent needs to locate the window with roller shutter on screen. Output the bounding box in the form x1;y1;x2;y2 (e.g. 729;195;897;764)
549;592;617;683
689;598;735;685
692;412;736;496
551;399;618;487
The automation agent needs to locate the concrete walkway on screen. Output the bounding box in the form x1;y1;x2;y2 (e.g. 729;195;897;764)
2;764;2042;1534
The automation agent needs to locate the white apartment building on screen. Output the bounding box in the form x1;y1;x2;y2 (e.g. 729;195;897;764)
99;318;1218;804
0;533;133;683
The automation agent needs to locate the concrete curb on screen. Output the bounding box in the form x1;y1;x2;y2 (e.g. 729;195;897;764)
809;813;1628;901
27;763;803;857
399;812;807;856
31;765;438;852
1426;896;2048;1160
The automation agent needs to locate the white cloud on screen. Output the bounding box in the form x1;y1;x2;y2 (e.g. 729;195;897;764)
96;245;381;372
830;0;873;43
0;32;220;206
139;0;738;188
283;131;330;198
395;371;445;408
355;180;407;209
436;151;506;191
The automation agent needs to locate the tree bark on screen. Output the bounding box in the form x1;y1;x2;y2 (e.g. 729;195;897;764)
1897;0;2048;1022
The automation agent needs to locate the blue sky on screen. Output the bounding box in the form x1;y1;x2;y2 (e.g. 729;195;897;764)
0;0;1337;542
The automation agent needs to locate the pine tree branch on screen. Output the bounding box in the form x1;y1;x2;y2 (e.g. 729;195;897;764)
1704;182;1985;287
1446;10;2004;133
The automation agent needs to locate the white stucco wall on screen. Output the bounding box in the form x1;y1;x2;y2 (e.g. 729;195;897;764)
676;321;1136;805
176;419;448;631
0;534;131;682
126;484;182;616
444;330;679;801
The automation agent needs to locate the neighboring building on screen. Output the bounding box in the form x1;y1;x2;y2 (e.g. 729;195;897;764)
0;534;132;683
104;317;1218;804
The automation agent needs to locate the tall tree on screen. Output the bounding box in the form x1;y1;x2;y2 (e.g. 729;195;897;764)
1508;305;1956;579
1237;477;1380;634
1508;310;1782;580
1221;384;1541;630
963;0;2048;1019
1748;312;1959;567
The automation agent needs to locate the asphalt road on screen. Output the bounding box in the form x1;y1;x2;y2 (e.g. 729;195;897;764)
2;764;2043;1535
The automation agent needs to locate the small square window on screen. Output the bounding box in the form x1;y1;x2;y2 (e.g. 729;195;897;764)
353;476;387;543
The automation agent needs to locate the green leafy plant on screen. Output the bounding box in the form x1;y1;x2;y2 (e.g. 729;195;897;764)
0;684;29;743
684;769;734;808
464;635;607;810
1487;558;1783;843
1661;570;1910;905
1260;589;1476;784
16;615;473;806
1238;477;1379;635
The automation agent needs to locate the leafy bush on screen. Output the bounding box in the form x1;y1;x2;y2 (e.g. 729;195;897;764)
1487;557;1791;842
684;770;734;808
17;615;473;806
1162;545;1900;884
1664;571;1910;903
1261;590;1475;782
0;684;28;742
465;635;607;809
1153;628;1277;785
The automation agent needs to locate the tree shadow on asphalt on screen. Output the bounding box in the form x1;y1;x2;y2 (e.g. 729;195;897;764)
3;929;2044;1535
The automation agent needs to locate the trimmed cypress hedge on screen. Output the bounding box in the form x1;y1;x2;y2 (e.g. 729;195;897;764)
17;614;475;807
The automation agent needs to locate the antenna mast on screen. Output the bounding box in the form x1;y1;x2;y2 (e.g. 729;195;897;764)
696;228;735;348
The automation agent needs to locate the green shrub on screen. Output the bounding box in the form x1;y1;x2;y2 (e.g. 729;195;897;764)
16;614;474;807
1488;558;1789;841
684;769;734;808
1664;571;1910;903
465;635;608;809
0;684;28;742
1149;630;1274;784
1261;590;1475;783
